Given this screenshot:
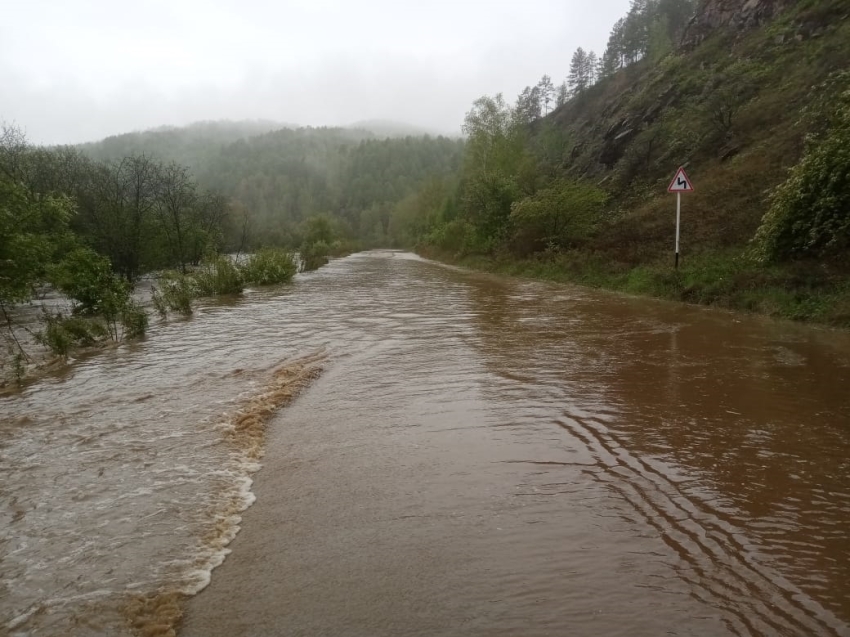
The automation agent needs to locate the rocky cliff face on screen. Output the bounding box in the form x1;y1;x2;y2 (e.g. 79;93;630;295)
681;0;797;48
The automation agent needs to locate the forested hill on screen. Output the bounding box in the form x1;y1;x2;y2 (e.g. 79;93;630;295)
79;120;295;170
78;122;465;247
194;128;464;246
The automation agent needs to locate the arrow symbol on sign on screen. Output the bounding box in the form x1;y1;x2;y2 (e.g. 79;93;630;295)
668;167;694;193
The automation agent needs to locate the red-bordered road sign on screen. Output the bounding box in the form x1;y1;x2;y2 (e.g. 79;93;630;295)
668;167;695;193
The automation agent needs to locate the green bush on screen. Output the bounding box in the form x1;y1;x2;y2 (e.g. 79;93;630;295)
753;83;850;262
119;301;148;339
47;248;130;316
509;179;607;256
424;219;475;255
37;312;108;357
194;255;244;296
241;248;298;285
299;241;330;272
152;272;195;317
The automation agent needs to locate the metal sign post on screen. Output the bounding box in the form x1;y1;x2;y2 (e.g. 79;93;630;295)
667;167;694;269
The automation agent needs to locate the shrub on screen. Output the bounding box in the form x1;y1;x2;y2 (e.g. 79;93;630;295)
47;248;129;316
241;248;298;285
37;312;108;357
509;179;607;256
753;82;850;262
119;301;148;339
152;272;195;317
424;219;475;255
299;241;330;272
194;255;244;296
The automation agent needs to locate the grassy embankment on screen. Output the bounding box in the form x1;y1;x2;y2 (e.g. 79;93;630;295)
419;247;850;327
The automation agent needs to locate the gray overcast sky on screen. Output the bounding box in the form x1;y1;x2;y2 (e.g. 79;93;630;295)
1;0;631;144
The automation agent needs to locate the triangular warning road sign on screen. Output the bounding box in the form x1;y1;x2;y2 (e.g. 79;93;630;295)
668;167;694;193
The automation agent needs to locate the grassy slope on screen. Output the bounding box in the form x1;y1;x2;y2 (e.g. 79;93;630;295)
452;0;850;327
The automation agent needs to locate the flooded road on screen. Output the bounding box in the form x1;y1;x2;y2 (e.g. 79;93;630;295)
2;252;850;636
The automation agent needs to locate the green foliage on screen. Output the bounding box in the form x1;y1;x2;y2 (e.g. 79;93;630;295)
510;180;607;254
47;248;126;315
193;255;244;296
302;215;334;246
424;219;475;255
241;248;298;285
152;271;195;317
12;350;26;384
44;246;147;342
0;173;74;305
300;241;330;272
119;302;148;339
753;83;850;262
462;95;525;177
36;312;108;358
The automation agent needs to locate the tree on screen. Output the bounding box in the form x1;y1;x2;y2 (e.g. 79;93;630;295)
0;178;74;306
556;82;569;108
622;0;650;63
156;162;198;273
603;18;627;71
587;52;599;86
568;48;591;95
598;49;618;80
462;94;523;176
647;14;673;62
515;85;543;124
538;75;556;114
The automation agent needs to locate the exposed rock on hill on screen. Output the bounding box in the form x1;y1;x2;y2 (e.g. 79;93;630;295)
682;0;797;47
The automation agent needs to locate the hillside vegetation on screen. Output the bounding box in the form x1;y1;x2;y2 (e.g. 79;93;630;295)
411;0;850;326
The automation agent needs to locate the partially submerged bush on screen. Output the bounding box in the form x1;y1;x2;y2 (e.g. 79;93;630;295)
194;255;244;296
299;241;330;272
41;248;148;354
118;301;148;340
37;312;108;357
152;271;195;317
241;248;297;285
48;247;130;316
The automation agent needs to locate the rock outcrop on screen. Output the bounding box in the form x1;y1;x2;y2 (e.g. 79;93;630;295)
681;0;797;48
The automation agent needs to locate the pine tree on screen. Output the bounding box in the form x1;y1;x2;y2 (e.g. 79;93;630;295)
556;81;569;108
515;85;543;123
598;48;618;80
538;75;556;114
604;18;627;70
623;0;650;63
568;47;590;95
586;51;599;86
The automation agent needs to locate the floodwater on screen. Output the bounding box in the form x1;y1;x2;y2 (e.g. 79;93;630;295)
2;252;849;637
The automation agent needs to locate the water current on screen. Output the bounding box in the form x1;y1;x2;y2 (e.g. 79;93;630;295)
2;251;849;636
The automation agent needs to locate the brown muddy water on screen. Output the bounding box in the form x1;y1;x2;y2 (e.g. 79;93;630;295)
2;251;850;637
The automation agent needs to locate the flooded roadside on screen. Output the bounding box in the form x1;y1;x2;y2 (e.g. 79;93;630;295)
183;253;850;636
2;251;849;636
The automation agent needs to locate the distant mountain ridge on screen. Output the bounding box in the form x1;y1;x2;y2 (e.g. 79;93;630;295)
346;119;450;139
